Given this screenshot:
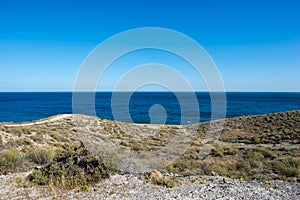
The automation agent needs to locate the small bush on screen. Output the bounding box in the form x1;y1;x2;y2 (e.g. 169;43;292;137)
258;148;277;159
252;136;261;144
129;140;143;151
8;138;32;146
80;185;89;192
211;164;231;176
0;148;24;173
21;127;31;134
270;157;300;177
50;131;63;141
27;146;56;165
8;127;31;136
30;134;44;143
8;128;23;136
166;158;195;173
211;145;239;157
27;142;110;189
211;147;224;157
155;177;175;188
148;170;175;188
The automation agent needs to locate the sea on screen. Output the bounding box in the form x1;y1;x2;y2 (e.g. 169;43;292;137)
0;92;299;125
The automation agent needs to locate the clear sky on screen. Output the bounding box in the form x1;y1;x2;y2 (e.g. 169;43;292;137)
0;0;299;92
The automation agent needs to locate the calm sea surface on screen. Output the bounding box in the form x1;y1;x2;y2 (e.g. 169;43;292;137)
0;92;299;124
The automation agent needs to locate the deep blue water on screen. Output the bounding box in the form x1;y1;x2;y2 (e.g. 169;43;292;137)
0;92;299;124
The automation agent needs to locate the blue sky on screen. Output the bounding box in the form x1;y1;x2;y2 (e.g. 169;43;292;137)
0;0;299;92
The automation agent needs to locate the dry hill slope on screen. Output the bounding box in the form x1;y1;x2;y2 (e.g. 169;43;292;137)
0;111;299;199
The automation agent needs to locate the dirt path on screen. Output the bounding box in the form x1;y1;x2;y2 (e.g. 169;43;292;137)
4;114;72;127
216;140;300;148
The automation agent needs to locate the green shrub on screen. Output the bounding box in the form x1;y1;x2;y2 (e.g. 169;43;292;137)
50;131;63;141
270;157;300;177
236;160;251;173
166;158;195;173
129;140;143;151
8;128;23;136
8;138;32;146
258;148;277;159
211;145;239;157
211;147;224;157
0;148;24;173
252;136;261;144
80;185;89;192
30;134;44;143
155;177;175;188
27;142;110;189
20;127;31;134
27;146;55;165
28;170;48;185
8;127;31;136
148;170;175;188
211;164;230;176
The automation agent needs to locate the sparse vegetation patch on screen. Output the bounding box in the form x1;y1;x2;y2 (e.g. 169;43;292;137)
27;142;110;189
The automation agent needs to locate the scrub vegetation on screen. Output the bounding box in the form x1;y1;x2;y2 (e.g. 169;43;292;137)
0;110;299;189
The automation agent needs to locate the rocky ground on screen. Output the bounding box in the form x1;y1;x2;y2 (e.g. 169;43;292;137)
0;172;299;200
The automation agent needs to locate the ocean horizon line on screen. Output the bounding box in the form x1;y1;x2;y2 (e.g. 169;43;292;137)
0;91;300;93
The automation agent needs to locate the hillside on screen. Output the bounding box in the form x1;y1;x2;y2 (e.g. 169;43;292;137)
0;111;299;199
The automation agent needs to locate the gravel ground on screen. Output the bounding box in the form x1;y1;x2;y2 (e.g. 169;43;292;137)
0;172;299;200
